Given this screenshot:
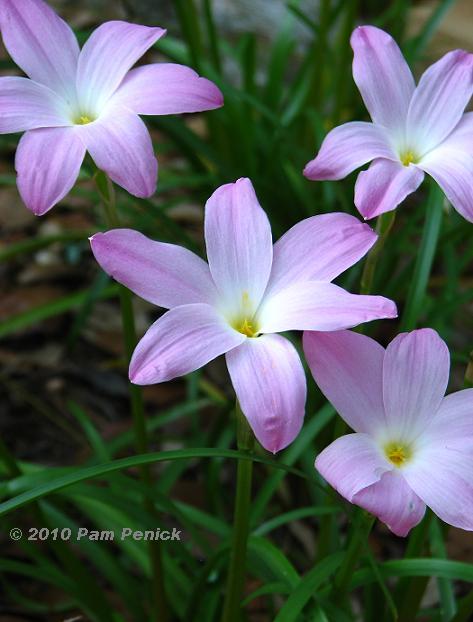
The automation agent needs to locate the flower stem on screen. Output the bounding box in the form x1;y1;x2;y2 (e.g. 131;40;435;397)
400;182;443;331
94;170;169;621
360;210;396;296
333;509;375;596
221;402;254;622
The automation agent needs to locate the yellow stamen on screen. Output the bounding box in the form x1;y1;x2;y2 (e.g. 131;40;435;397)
400;150;417;166
77;115;92;125
385;442;412;467
238;318;257;338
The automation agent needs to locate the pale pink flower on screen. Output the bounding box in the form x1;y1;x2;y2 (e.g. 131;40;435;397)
304;26;473;222
90;178;396;453
0;0;223;215
304;328;473;536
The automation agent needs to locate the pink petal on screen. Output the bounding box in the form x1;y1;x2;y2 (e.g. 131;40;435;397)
315;433;392;501
303;121;395;180
15;127;85;215
78;105;157;198
204;178;273;314
90;229;217;309
425;389;473;449
351;26;415;132
257;281;397;333
403;446;473;531
113;63;223;115
382;329;450;440
407;50;473;155
265;213;377;297
418;116;473;222
226;334;306;453
0;0;79;98
76;21;166;112
129;303;245;385
0;76;70;133
303;330;385;435
355;158;424;220
353;471;425;537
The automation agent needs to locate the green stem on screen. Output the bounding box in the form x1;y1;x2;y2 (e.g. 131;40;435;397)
400;183;443;331
333;510;375;597
360;210;396;296
221;403;254;622
94;170;169;622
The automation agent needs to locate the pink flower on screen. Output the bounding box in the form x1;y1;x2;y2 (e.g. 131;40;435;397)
0;0;223;215
304;328;473;536
90;178;396;453
304;26;473;222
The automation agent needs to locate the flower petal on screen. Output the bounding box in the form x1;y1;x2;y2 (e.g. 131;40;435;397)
418;116;473;222
355;158;424;220
0;0;79;98
112;63;223;115
258;281;397;333
76;21;166;112
129;303;245;385
303;121;395;180
425;389;473;449
353;471;425;537
226;334;306;453
315;433;392;501
403;446;473;531
0;76;70;133
303;330;385;435
78;105;157;198
407;50;473;155
382;329;450;440
350;26;415;133
90;229;217;309
204;178;273;315
266;213;377;297
15;127;85;215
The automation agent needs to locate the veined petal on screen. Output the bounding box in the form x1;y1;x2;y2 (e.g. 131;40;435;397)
425;389;473;448
15;127;85;215
418;119;473;223
303;121;395;180
112;63;223;115
0;0;79;98
90;229;217;309
266;213;377;297
129;304;245;385
407;50;473;155
303;330;385;435
382;329;450;441
353;471;425;537
78;104;157;198
403;445;473;531
204;178;273;315
315;433;392;501
257;281;397;334
0;77;70;133
351;25;415;133
76;21;166;111
226;334;306;453
355;158;424;220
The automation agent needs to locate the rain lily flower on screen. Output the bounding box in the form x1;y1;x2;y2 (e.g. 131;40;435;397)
304;328;473;536
304;26;473;222
0;0;223;215
90;178;396;453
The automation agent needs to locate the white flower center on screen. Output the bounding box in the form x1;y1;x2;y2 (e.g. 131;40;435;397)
229;291;260;338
